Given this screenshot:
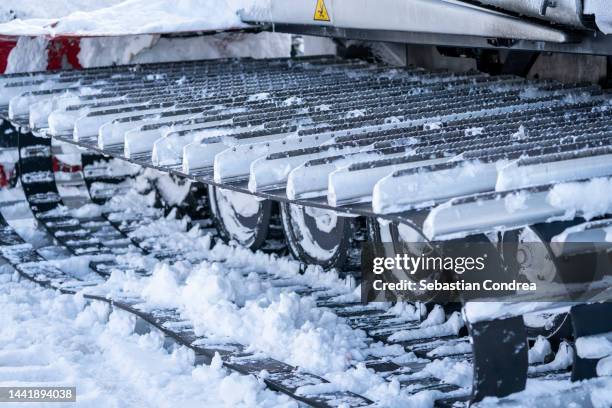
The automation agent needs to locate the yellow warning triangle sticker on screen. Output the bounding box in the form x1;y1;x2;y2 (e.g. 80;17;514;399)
313;0;330;21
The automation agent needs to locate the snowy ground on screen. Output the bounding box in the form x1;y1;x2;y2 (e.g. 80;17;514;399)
0;176;314;408
0;170;609;407
0;273;297;408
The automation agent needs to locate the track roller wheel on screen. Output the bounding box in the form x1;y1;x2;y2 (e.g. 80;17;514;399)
155;174;210;223
280;203;351;269
499;222;599;340
208;185;271;250
500;223;598;285
367;218;448;303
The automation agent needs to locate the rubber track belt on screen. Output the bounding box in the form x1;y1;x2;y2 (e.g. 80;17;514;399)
0;210;373;407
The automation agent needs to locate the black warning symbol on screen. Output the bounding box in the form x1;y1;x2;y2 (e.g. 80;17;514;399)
314;0;330;21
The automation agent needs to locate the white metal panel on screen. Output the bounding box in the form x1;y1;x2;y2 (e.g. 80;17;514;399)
241;0;569;42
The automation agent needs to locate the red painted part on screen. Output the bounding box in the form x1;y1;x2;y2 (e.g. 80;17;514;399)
0;36;82;74
52;156;81;173
0;165;8;187
0;36;17;73
47;38;82;70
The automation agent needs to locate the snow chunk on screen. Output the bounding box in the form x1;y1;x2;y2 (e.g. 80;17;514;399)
511;125;527;140
78;35;158;67
388;312;463;342
529;341;573;374
547;177;612;220
69;203;103;219
420;304;445;328
248;92;270;102
5;37;48;73
504;190;529;213
576;332;612;359
141;264;183;309
528;336;552;364
598;355;612;376
424;358;472;388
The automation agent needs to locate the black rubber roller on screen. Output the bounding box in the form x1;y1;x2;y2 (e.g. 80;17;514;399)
280;202;351;270
207;185;271;250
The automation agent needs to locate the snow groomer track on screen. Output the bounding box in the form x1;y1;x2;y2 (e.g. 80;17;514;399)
1;56;612;406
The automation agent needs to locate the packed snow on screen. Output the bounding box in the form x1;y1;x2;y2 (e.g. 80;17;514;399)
0;273;297;407
547;177;612;221
0;0;259;36
0;0;295;73
4;37;49;74
372;161;500;214
80;32;293;70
